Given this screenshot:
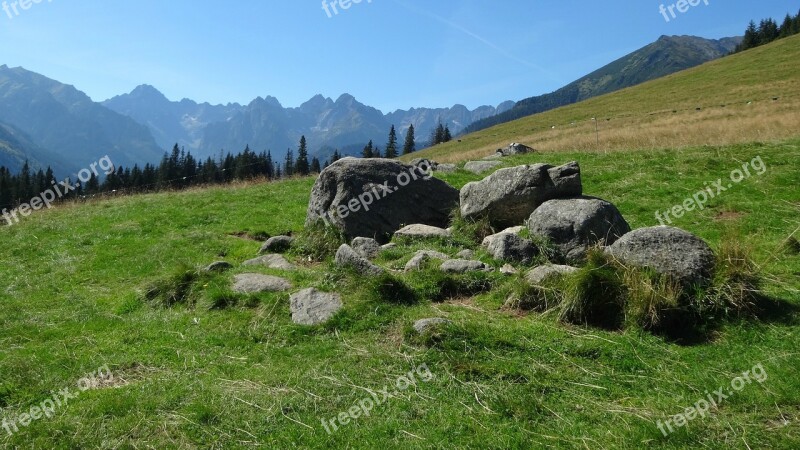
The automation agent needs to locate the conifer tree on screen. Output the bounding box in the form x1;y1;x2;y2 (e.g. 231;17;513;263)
362;140;375;158
295;136;310;176
402;124;416;155
384;125;398;159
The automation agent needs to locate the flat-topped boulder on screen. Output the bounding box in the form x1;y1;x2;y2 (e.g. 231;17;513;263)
482;232;539;264
243;254;296;270
460;162;582;228
405;250;450;271
464;160;502;174
394;224;451;239
441;259;490;274
259;235;294;254
351;237;381;260
290;288;343;325
232;274;292;293
305;158;459;243
526;265;579;285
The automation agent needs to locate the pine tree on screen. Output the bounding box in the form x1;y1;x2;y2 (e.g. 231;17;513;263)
284;149;294;176
373;145;382;158
740;21;759;51
433;122;445;145
384;125;398;159
295;136;310;176
779;14;794;37
331;150;341;162
362;140;374;158
402;124;416;155
792;9;800;34
310;157;321;173
443;125;452;143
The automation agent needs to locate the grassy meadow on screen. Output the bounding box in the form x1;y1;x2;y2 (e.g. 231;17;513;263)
1;34;799;450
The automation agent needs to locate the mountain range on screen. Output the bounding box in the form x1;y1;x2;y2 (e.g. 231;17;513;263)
464;35;742;133
0;34;740;176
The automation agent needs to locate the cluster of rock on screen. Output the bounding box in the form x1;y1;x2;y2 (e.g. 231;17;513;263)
203;156;718;331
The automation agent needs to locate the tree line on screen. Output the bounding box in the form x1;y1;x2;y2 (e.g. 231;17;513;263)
734;10;800;53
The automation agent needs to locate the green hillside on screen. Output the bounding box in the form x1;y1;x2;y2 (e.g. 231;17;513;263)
1;31;799;450
410;34;800;163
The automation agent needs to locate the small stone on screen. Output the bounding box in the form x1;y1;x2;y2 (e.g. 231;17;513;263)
232;274;292;293
440;259;489;274
351;237;381;260
413;318;452;334
526;265;579;285
335;244;384;276
405;250;450;271
243;254;296;270
500;264;518;275
456;249;475;259
259;235;294;254
290;288;343;325
394;224;451;239
204;261;233;272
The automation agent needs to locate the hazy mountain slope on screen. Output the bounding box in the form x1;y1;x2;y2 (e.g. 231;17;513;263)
0;65;165;174
464;35;742;133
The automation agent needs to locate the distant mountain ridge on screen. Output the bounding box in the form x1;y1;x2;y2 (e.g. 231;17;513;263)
104;89;513;161
464;35;742;133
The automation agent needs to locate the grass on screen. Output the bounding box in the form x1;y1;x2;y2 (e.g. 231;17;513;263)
0;138;797;448
404;35;800;163
0;36;799;448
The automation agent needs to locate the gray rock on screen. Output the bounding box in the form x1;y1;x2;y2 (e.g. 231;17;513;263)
243;254;296;270
441;259;489;274
497;143;535;157
204;261;233;272
456;249;475;259
394;224;451;239
526;196;630;263
464;160;502;174
482;232;539;264
405;250;450;271
381;243;398;251
305;158;459;243
335;244;384;276
500;226;526;235
408;158;437;172
436;163;457;173
290;288;343;325
526;265;579;285
351;237;381;260
259;235;294;254
500;264;518;275
460;162;582;228
232;273;292;293
606;226;716;287
413;318;452;334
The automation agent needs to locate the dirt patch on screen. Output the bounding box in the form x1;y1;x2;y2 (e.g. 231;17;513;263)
713;210;746;222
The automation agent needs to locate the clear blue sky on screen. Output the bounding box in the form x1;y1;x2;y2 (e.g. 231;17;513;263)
1;0;797;112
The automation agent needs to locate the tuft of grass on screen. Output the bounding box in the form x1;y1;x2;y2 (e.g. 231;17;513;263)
290;220;346;262
406;261;497;302
143;264;204;308
449;210;495;245
622;267;683;330
365;272;418;305
559;250;626;329
783;236;800;255
707;239;761;316
504;275;563;312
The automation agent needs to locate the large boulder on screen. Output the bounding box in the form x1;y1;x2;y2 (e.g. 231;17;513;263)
460;162;582;228
305;158;458;243
526;196;630;263
606;226;716;287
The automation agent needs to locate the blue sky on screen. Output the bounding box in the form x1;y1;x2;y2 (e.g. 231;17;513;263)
1;0;797;112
